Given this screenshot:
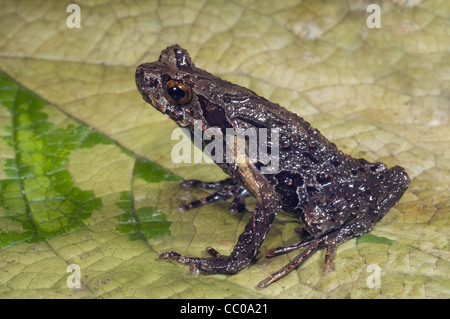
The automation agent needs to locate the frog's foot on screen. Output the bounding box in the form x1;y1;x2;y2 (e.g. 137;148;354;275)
178;178;250;214
259;225;359;288
259;237;324;288
159;247;251;274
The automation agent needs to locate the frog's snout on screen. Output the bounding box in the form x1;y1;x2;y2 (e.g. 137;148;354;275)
135;66;144;93
135;66;155;106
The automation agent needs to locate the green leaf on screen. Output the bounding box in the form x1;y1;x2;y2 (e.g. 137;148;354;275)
80;131;115;149
357;233;396;245
134;157;181;183
0;71;101;247
115;191;171;240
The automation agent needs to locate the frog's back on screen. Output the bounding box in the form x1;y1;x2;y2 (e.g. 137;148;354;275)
242;102;409;216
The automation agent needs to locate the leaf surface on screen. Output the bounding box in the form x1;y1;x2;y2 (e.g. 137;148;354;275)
0;0;448;298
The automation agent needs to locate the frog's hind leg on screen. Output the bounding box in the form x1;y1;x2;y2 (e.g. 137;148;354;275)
259;209;386;288
259;166;410;287
265;236;315;257
265;235;336;272
258;237;323;288
178;178;250;214
259;232;347;288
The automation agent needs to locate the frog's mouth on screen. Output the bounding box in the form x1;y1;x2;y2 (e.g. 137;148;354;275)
163;105;186;124
137;87;158;110
140;91;152;105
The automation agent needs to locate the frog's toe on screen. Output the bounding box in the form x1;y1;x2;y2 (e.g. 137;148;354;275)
177;191;232;212
178;178;251;214
159;250;242;275
180;179;227;190
159;250;204;266
265;236;316;258
228;194;248;214
205;246;222;258
324;243;337;273
259;238;322;288
260;235;341;287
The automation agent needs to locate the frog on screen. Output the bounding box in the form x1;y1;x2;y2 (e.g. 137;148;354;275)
135;44;411;288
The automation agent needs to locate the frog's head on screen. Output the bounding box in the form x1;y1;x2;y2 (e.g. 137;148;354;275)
136;44;228;132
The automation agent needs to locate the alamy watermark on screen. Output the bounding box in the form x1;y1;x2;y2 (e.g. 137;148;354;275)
171;120;279;174
66;264;81;289
366;4;381;29
65;3;380;30
366;264;381;289
66;4;81;29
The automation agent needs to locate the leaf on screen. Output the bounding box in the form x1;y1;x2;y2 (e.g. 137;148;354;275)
0;71;102;246
115;191;172;240
356;234;396;246
0;0;449;299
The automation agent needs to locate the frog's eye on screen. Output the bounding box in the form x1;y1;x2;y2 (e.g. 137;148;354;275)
165;80;192;105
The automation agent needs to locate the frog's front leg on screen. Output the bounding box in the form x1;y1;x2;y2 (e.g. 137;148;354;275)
178;178;250;214
160;186;280;274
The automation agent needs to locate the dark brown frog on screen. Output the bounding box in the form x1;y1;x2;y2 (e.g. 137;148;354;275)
135;45;410;288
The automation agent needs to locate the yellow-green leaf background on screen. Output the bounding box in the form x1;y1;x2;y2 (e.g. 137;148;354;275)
0;0;448;298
